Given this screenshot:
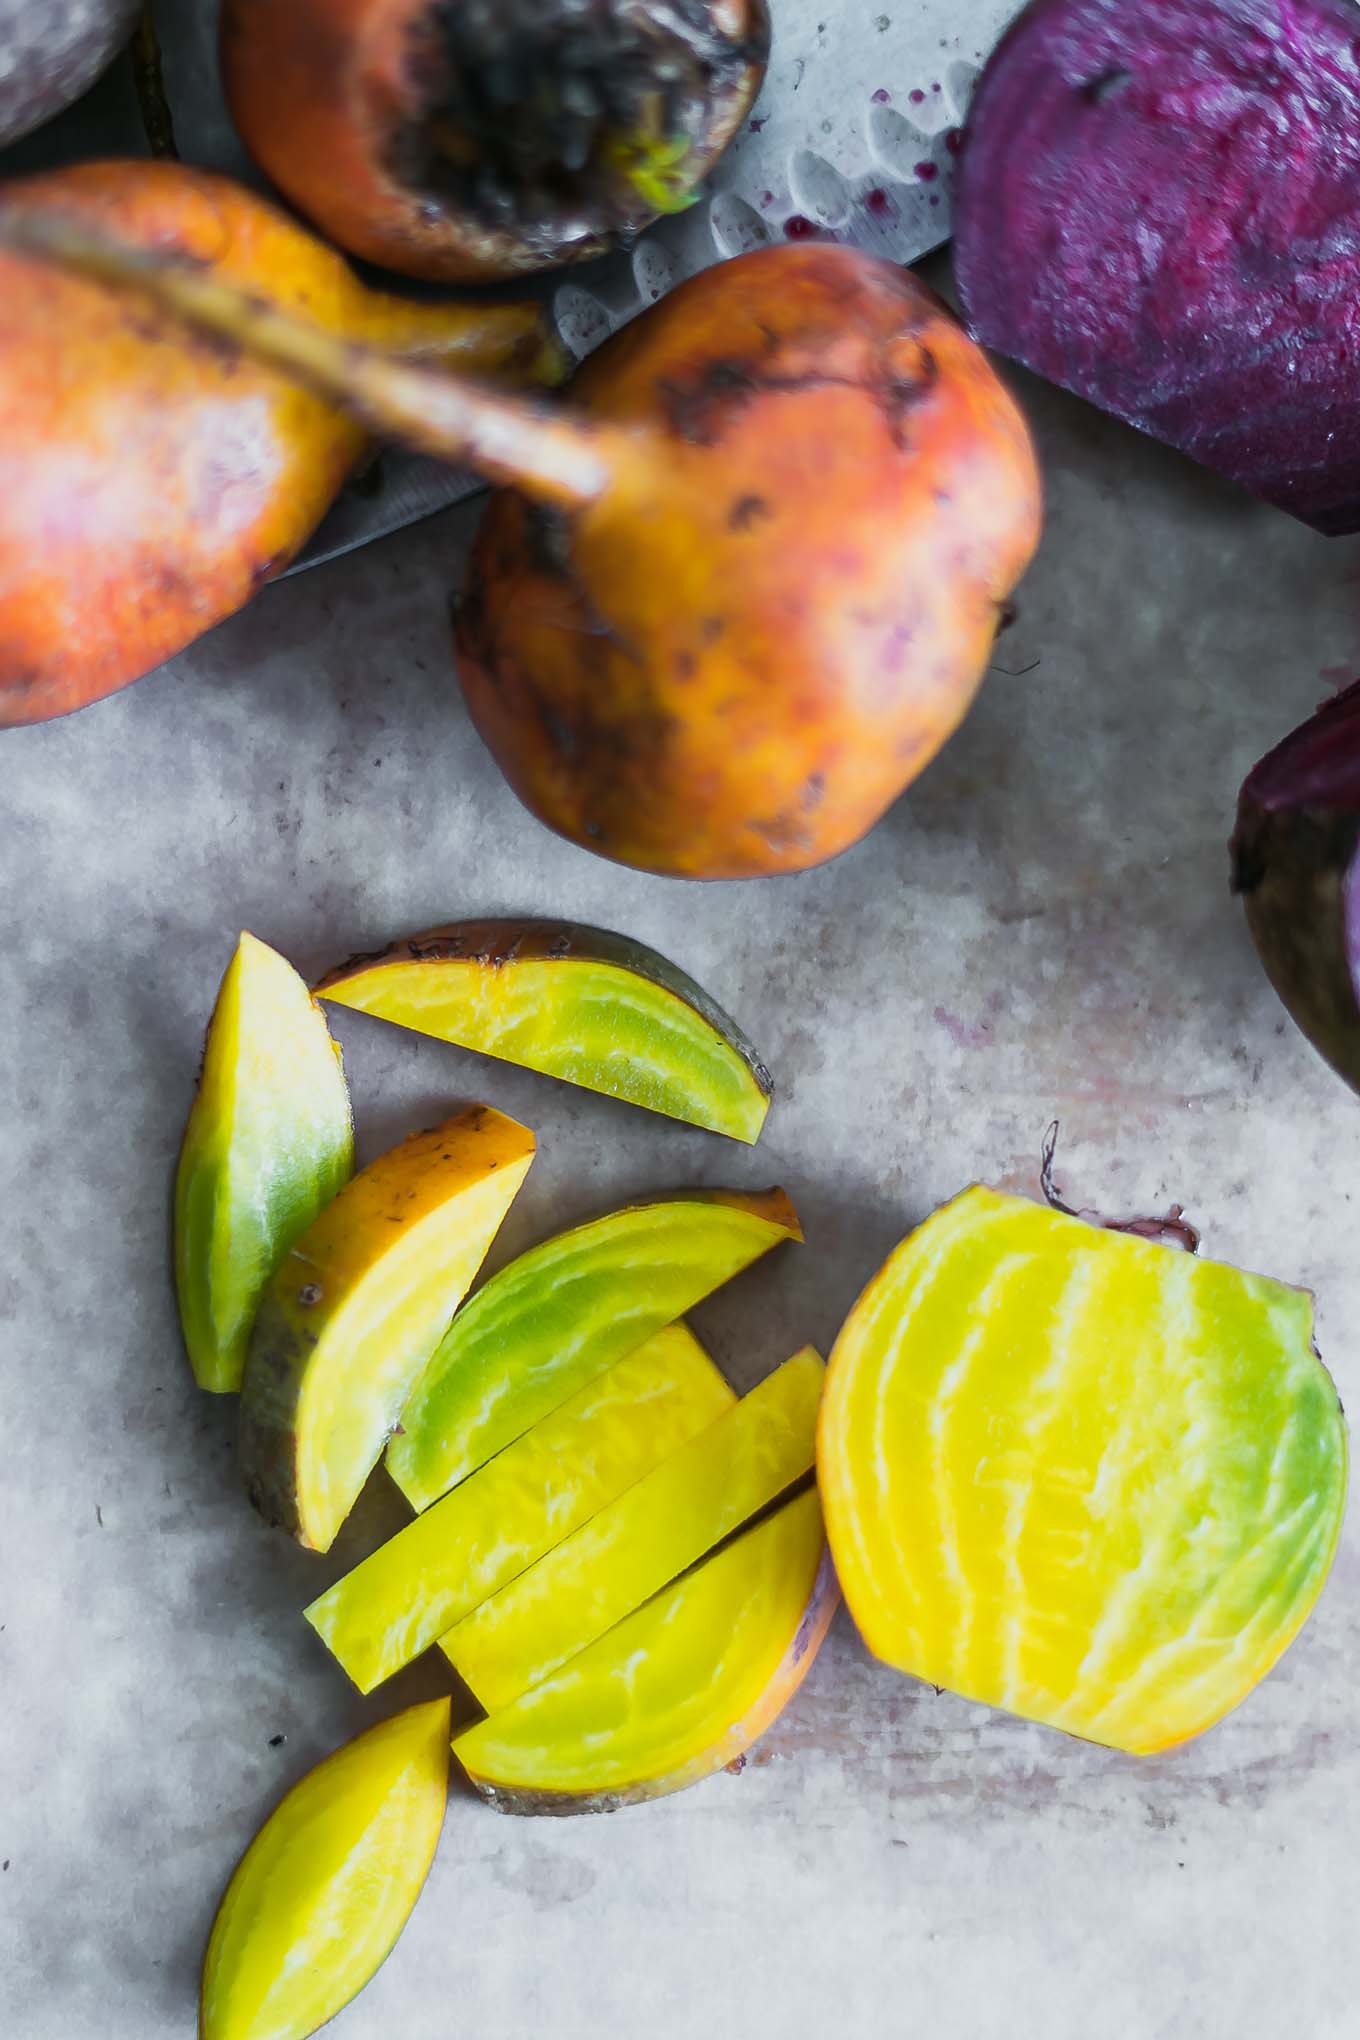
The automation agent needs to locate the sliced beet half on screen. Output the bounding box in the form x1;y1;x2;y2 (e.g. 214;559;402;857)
1232;678;1360;1092
954;0;1360;533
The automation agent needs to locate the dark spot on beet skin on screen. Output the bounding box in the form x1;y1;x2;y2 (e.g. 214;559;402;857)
674;650;696;679
1083;66;1133;103
728;493;773;529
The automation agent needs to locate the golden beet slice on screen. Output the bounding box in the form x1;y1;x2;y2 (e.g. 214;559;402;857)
174;933;353;1393
388;1187;801;1512
241;1106;534;1551
201;1698;449;2040
305;1324;735;1693
441;1346;824;1711
819;1186;1348;1754
455;1488;838;1813
317;918;772;1143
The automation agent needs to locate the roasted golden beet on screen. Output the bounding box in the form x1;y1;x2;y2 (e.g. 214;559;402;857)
221;0;768;281
0;226;1039;875
0;161;560;728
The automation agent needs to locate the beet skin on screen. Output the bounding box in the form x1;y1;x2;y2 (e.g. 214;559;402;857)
955;0;1360;534
1232;680;1360;1094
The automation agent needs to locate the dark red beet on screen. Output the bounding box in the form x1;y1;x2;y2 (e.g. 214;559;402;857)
954;0;1360;534
1232;681;1360;1093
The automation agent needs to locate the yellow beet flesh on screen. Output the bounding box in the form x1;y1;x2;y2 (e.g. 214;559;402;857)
240;1107;534;1551
388;1187;800;1511
455;1488;838;1813
441;1346;824;1711
174;933;353;1393
818;1186;1348;1754
317;919;772;1143
305;1325;735;1692
200;1698;449;2040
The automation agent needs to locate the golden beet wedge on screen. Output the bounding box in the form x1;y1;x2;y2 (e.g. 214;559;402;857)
221;0;769;281
201;1698;449;2040
175;933;353;1395
455;1487;838;1813
0;224;1041;876
317;918;772;1142
818;1186;1348;1755
388;1187;801;1511
305;1324;735;1693
241;1106;534;1552
440;1346;824;1710
0;160;560;726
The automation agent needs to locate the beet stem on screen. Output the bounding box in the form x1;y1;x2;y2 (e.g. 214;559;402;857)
0;210;616;511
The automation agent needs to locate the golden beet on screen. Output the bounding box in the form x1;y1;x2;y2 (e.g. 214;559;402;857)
458;247;1042;875
0;161;560;728
0;223;1039;876
221;0;769;281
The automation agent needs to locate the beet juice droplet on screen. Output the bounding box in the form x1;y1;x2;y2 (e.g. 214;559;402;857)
871;87;891;103
865;187;893;216
784;214;819;238
914;161;939;182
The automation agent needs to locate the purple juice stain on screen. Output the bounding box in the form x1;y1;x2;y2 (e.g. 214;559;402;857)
865;187;894;216
908;87;926;103
914;161;939;181
749;115;767;131
784;214;819;238
946;127;963;154
871;87;891;103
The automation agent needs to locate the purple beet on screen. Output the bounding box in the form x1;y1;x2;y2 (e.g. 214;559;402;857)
1232;680;1360;1093
954;0;1360;534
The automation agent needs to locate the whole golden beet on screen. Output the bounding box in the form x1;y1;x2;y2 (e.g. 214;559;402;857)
0;161;559;727
0;221;1039;876
221;0;769;281
457;248;1042;875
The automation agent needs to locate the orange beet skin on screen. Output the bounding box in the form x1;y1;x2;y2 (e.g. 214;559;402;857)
458;245;1043;878
221;0;769;282
0;161;557;728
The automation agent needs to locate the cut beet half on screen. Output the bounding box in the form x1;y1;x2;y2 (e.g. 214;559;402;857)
1232;678;1360;1092
454;1487;838;1814
317;919;773;1144
440;1346;824;1711
386;1187;801;1512
954;0;1360;533
305;1326;735;1693
818;1186;1347;1754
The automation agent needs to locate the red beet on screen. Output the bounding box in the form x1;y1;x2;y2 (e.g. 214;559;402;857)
1232;681;1360;1093
954;0;1360;534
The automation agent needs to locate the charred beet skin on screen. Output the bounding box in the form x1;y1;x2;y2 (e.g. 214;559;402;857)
1233;681;1360;1094
954;0;1360;534
221;0;769;281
